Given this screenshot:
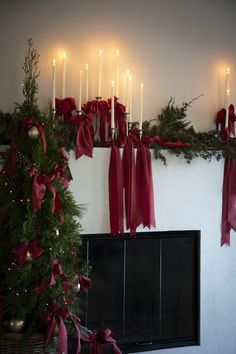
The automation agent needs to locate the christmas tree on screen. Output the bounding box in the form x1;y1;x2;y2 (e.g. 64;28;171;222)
0;39;87;352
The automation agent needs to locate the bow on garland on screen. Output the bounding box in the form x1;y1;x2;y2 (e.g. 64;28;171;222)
86;328;122;354
83;100;110;144
66;113;94;159
216;104;236;139
56;97;77;118
44;304;69;354
28;167;62;218
20;116;47;153
11;237;44;265
34;259;72;296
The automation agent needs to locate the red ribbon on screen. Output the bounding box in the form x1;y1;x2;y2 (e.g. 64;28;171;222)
88;329;122;354
135;135;156;229
77;274;92;291
21;116;47;154
216;105;236;140
3;144;18;175
56;97;77;117
153;134;191;148
29;167;62;217
109;142;124;236
221;158;236;246
83;100;110;144
122;136;137;236
44;304;69;354
66;114;94;159
11;237;44;265
34;259;72;295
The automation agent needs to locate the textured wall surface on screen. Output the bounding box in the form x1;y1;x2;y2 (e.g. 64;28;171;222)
1;0;236;130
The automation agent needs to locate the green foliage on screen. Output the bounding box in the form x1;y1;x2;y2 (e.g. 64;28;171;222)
142;96;236;164
0;40;85;338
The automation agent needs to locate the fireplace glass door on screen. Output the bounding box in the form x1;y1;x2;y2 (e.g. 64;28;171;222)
80;231;200;352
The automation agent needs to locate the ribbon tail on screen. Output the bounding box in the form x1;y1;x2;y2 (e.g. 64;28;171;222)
76;122;94;159
58;316;68;354
109;143;124;236
44;317;56;346
32;175;45;213
112;343;122;354
37;124;47;154
221;158;231;246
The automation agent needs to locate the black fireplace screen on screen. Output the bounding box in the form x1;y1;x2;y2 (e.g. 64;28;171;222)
80;231;200;352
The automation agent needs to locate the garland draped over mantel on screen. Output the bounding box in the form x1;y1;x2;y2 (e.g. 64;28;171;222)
2;95;236;244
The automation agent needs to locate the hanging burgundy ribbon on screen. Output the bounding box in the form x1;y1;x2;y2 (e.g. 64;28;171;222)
109;141;124;236
221;158;236;246
122;136;137;236
88;328;122;354
21;116;47;154
66;114;94;159
153;134;191;148
11;237;44;265
135;135;156;229
44;304;69;354
28;167;62;216
34;259;72;296
56;97;77;118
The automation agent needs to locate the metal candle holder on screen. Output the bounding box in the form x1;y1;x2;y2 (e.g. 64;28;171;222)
111;127;116;140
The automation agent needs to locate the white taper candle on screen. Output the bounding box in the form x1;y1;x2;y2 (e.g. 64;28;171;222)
140;83;144;129
225;67;230;128
98;49;102;97
116;49;120;98
85;63;89;102
111;80;115;129
52;59;56;110
78;70;82;111
62;53;66;98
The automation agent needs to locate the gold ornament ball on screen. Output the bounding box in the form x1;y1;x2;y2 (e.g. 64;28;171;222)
26;251;33;262
53;324;59;336
28;126;40;139
72;283;81;294
8;319;25;333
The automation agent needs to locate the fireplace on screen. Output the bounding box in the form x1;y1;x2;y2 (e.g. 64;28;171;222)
80;230;200;352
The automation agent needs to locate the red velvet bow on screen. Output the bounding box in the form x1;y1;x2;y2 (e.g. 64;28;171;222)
153;134;191;148
44;304;69;354
56;97;77;117
135;135;156;229
21;116;47;154
216;105;236;140
88;328;122;354
34;259;72;296
11;237;44;265
28;167;62;217
109;141;124;236
66;114;94;159
53;163;70;189
77;274;92;291
83;100;110;144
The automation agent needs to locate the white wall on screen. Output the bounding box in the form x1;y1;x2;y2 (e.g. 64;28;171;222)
1;0;236;131
69;149;236;354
